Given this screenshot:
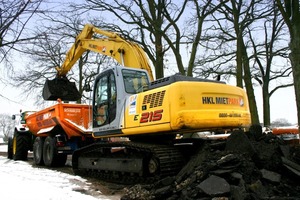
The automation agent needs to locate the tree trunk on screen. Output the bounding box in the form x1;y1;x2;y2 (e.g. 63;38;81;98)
262;81;271;127
236;35;243;88
242;43;260;125
154;52;164;79
244;63;260;125
290;25;300;131
77;56;84;104
154;35;164;79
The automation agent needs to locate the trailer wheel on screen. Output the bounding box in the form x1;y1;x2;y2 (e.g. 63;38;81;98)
43;136;67;167
13;131;31;161
33;137;44;165
7;137;13;159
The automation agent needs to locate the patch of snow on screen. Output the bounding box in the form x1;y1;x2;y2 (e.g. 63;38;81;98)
37;126;55;134
0;144;7;151
65;118;93;133
0;145;117;200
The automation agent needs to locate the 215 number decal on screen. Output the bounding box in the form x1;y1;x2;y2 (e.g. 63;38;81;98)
140;109;163;123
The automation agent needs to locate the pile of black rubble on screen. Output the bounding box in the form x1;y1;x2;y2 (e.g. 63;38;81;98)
121;125;300;200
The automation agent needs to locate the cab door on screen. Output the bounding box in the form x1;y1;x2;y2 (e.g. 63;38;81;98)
92;69;120;136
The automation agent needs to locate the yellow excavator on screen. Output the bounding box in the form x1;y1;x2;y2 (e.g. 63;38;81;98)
43;24;251;183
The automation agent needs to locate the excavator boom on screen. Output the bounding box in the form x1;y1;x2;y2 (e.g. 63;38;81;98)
43;24;154;101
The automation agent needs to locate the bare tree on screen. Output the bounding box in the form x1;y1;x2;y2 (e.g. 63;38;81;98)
271;118;292;127
11;13;110;104
71;0;224;78
195;1;292;126
72;0;177;78
250;2;291;126
0;0;43;63
195;0;272;124
276;0;300;130
0;114;14;142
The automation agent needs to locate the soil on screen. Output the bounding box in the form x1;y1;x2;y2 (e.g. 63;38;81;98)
2;126;300;200
121;128;300;200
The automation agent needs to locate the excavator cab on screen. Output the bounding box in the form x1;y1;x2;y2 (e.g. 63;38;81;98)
92;66;151;136
42;77;81;101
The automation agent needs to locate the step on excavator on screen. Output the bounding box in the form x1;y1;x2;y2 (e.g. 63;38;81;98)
40;24;251;183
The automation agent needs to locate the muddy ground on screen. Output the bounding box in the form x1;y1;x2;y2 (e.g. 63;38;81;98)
1;126;300;200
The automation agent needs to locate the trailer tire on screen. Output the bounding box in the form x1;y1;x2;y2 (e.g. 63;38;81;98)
33;137;44;165
7;137;13;159
13;131;31;161
43;136;67;167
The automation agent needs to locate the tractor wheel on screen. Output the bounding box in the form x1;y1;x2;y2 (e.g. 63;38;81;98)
33;137;45;165
7;137;13;159
43;136;67;167
13;131;31;161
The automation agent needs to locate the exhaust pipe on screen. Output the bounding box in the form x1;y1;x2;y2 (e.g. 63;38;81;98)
42;77;81;101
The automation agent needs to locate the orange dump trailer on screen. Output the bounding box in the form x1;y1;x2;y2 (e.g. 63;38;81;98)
272;126;299;135
26;99;92;138
23;99;95;167
272;126;299;145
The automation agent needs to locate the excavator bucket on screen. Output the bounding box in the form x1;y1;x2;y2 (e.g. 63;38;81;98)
42;78;81;101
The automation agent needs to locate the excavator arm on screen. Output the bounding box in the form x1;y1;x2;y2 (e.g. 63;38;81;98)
43;24;154;101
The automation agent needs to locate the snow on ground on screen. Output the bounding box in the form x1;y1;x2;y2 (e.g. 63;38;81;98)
0;144;119;200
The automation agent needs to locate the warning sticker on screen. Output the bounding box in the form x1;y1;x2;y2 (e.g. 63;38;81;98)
129;94;137;115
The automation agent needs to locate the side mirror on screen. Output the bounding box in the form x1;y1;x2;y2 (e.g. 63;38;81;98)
12;115;16;120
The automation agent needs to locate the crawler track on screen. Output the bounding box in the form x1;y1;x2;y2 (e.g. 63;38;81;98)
72;142;185;184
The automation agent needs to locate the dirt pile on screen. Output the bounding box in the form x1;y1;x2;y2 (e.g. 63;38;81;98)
121;126;300;200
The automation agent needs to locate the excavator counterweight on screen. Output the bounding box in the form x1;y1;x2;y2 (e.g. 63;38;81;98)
43;77;81;101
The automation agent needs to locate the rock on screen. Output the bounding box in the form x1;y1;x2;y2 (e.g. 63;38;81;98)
291;145;300;164
225;130;256;157
281;157;300;176
280;145;290;158
175;145;208;183
211;168;234;175
231;185;246;200
197;175;230;197
230;172;243;180
249;124;263;141
248;180;268;198
253;140;282;171
260;169;281;183
154;176;175;187
121;130;300;200
217;154;241;169
121;185;154;200
153;185;172;198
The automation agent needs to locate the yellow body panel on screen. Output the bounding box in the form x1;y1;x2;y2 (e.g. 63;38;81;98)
121;81;250;136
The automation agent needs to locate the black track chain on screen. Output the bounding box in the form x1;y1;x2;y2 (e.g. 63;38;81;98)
72;141;185;184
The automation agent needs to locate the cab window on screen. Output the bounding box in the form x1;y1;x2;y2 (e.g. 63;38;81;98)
122;69;149;94
95;76;108;126
93;72;117;127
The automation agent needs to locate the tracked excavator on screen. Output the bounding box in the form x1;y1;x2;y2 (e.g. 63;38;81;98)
42;24;251;183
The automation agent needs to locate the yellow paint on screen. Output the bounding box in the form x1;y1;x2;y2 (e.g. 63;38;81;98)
118;81;251;137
